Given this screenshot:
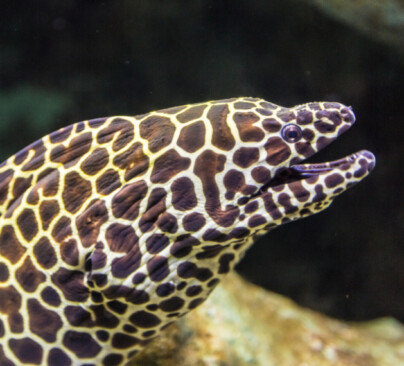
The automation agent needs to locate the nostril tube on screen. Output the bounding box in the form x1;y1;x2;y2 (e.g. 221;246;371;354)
340;106;356;125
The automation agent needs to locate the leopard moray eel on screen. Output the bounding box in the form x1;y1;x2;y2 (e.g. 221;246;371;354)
0;97;375;366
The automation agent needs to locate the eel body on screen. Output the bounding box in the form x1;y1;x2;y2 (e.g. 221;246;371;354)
0;97;375;365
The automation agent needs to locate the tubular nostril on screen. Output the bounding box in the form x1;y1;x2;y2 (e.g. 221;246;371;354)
340;106;356;124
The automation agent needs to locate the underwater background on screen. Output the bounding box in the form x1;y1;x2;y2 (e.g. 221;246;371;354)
0;1;402;323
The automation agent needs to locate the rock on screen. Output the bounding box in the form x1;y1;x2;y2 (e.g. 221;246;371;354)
305;0;404;50
129;273;404;366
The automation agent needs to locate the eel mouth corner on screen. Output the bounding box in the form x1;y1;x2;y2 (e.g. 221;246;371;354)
257;150;376;195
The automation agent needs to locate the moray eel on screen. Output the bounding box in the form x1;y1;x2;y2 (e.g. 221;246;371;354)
0;97;375;365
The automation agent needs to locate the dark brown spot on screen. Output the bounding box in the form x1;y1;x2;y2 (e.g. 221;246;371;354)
21;140;46;171
17;208;38;242
0;226;26;264
316;136;333;151
8;312;23;333
265;137;291;165
146;234;169;254
62;171;91;214
295;141;315;158
251;166;271;183
140;115;175;153
178;121;205;153
111;180;148;220
170;236;199;258
151;149;190;183
194;150;239;227
314;119;337;133
0;286;21;315
92;305;120;328
325;173;344;188
9;337;43;364
233;147;259;168
111;333;141;349
27;168;60;205
49;125;73;143
96;330;110;342
296;110;313;125
159;296;185;312
52;268;89;302
76;200;109;248
245;201;258;213
207;104;235;150
248;214;266;228
80;147;109;175
234;101;255;109
156;283;175;297
12;175;33;201
51;216;72;243
51;132;92;168
156;212;178;233
89;242;107;270
106;223;138;253
0;169;13;205
313;184;326;202
182;212;206;232
302;128;315;141
289;181;310;202
48;348;71;366
186;285;203;297
111;119;135;151
60;239;79;266
176;105;206;123
188;298;205;309
130;310;161;328
234;112;264;142
33;237;57;269
63;331;101;358
177;262;213;281
39;200;59;231
113;142;149;181
41;286;61;307
0;263;9;282
202;228;229;242
277;109;296;122
28;299;62;342
111;248;142;279
196;244;224;259
103;354;123;366
224;169;256;196
147;256;169;282
107;300;128;314
96;169;122;195
132;272;146;284
278;193;298;214
262;118;282;132
171;177;197;211
139;188;167;233
15;257;45;292
218;253;235;274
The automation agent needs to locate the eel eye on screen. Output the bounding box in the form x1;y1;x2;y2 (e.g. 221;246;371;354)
281;124;302;143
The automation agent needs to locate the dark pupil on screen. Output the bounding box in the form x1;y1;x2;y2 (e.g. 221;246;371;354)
287;130;298;139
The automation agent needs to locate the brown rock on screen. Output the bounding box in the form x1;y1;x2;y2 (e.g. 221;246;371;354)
130;273;404;365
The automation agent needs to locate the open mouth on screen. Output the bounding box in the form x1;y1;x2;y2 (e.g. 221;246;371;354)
255;150;375;196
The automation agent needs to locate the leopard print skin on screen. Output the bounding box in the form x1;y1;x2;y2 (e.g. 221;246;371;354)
0;97;375;365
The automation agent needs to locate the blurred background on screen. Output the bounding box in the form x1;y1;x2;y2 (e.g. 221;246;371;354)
0;1;402;322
